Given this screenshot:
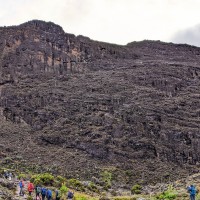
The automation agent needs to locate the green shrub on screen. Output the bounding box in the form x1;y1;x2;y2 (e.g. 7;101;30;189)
88;182;99;193
60;184;68;194
125;170;133;177
27;196;33;200
101;171;112;190
155;188;177;200
56;175;66;184
59;184;68;199
75;195;87;200
74;194;96;200
34;177;43;185
131;184;142;194
113;198;136;200
68;179;85;191
41;173;54;185
18;173;26;180
30;173;55;186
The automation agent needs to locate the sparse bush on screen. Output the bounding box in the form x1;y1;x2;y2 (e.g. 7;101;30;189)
113;197;136;200
60;184;68;193
18;173;26;180
75;195;87;200
68;178;85;191
41;173;54;185
56;175;66;184
155;187;177;200
75;194;97;200
101;171;112;190
59;184;68;199
131;184;142;194
88;182;99;193
125;170;133;177
30;173;54;185
27;196;33;200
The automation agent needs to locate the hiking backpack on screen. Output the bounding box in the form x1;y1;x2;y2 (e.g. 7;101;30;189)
36;186;41;193
41;188;47;195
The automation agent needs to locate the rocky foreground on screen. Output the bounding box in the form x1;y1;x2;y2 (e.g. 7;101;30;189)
1;20;200;186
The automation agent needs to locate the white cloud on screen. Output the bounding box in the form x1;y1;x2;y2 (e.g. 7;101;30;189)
171;24;200;47
0;0;200;45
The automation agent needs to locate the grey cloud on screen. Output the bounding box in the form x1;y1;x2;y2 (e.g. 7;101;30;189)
171;24;200;47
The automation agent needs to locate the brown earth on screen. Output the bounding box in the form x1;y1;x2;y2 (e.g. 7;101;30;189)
1;20;200;188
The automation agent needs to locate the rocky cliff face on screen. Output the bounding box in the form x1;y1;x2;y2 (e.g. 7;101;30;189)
1;20;200;186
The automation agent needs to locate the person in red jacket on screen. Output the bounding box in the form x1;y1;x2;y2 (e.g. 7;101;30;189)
27;181;34;196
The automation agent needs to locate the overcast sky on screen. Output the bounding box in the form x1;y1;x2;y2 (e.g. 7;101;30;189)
0;0;200;46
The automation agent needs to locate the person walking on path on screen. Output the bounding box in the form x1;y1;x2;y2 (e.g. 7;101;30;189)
4;171;9;179
67;190;74;200
35;185;42;199
55;189;61;200
41;187;47;200
188;185;197;200
19;180;25;196
8;172;12;180
27;181;34;196
46;188;52;200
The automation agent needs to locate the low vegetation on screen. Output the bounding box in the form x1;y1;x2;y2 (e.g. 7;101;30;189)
131;184;142;194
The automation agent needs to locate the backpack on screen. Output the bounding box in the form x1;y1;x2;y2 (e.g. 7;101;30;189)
28;183;34;191
47;190;52;197
41;188;46;195
68;191;74;199
191;187;197;195
37;186;41;193
19;181;24;188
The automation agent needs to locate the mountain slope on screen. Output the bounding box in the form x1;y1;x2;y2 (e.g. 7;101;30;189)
1;20;200;186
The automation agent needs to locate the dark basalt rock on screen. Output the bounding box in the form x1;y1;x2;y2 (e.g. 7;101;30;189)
1;20;200;185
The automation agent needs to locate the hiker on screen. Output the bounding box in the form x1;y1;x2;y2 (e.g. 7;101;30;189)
67;190;74;200
4;171;9;179
188;185;197;200
27;181;34;196
41;187;47;200
8;172;12;180
46;188;52;200
19;180;25;196
55;189;61;200
35;185;42;199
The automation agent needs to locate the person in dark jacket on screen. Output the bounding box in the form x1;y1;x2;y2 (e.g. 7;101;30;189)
188;185;197;200
67;190;74;200
55;189;60;200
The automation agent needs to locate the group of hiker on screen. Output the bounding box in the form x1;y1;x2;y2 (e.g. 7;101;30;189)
19;180;74;200
14;174;200;200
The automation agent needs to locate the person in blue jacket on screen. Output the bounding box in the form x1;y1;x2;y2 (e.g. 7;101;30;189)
188;185;197;200
19;180;25;196
46;188;52;200
41;187;47;200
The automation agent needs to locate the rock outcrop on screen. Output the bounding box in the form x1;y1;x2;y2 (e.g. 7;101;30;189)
1;20;200;186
